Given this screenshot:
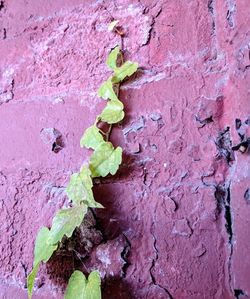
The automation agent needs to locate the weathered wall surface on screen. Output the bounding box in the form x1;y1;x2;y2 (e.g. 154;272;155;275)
0;0;249;298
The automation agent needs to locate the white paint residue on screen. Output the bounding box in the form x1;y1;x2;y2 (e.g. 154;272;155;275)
96;248;111;268
3;67;15;79
122;72;166;90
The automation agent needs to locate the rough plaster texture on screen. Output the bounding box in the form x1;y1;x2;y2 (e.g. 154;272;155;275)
0;0;249;298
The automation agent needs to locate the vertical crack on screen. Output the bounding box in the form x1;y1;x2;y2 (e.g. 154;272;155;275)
225;186;233;244
208;0;216;34
10;79;15;100
3;28;6;39
215;127;235;164
120;233;131;278
225;185;234;294
225;0;236;28
214;126;236;296
149;225;174;299
0;1;4;11
215;183;234;295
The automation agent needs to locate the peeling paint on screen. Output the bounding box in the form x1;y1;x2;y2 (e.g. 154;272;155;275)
0;0;249;298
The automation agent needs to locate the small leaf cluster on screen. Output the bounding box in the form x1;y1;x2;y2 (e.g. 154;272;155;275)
27;46;138;299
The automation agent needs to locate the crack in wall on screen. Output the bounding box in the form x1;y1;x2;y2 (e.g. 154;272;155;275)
208;0;216;34
0;78;15;105
215;127;235;164
215;183;234;295
214;125;238;296
225;185;234;296
142;5;162;47
0;1;4;11
234;289;246;299
3;187;20;273
149;225;174;299
225;0;236;28
120;233;131;278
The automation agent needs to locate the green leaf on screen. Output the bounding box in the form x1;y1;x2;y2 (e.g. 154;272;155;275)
27;227;58;298
65;270;85;299
106;46;120;70
66;166;103;208
64;270;101;299
83;271;101;299
112;61;138;83
90;142;122;177
33;227;58;265
100;99;124;124
27;263;40;299
49;205;87;244
97;78;119;101
80;126;104;150
108;20;119;31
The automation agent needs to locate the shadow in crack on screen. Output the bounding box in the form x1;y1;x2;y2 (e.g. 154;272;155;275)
102;277;134;299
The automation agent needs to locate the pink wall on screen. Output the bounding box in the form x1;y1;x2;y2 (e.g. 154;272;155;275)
0;0;249;298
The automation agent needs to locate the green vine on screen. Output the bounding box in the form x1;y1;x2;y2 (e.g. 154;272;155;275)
27;22;138;299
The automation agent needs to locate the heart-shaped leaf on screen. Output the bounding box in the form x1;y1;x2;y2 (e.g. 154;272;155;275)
90;142;122;177
49;205;87;244
112;61;138;83
80;126;104;150
66;166;103;208
65;270;101;299
97;78;119;101
100;99;124;124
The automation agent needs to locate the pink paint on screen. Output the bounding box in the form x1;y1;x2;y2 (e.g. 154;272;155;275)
0;0;249;298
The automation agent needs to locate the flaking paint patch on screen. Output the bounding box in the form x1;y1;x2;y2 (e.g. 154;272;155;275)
96;248;112;268
0;0;249;298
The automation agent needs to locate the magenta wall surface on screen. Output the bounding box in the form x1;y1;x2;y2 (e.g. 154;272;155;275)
0;1;249;298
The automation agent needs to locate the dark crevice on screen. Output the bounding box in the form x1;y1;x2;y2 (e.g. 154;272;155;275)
225;187;233;244
235;118;241;130
244;188;250;202
214;184;226;214
90;207;108;243
245;117;250;126
215;127;235;164
226;10;234;28
215;185;233;244
214;184;234;295
233;117;250;153
235;118;245;141
208;0;216;34
0;1;4;11
226;0;236;28
208;0;213;13
10;79;14;99
120;233;131;278
232;138;250;154
195;115;214;128
58;209;103;262
3;28;6;39
142;167;147;186
21;261;28;284
149;232;157;285
234;289;246;299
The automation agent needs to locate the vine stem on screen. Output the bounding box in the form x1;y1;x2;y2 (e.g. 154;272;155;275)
106;124;113;141
106;27;123;142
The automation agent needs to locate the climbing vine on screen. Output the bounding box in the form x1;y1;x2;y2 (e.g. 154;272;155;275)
27;22;138;298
